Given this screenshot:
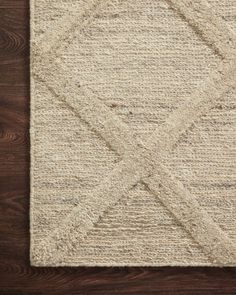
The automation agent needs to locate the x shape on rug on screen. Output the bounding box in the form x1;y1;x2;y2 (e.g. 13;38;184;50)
32;0;236;265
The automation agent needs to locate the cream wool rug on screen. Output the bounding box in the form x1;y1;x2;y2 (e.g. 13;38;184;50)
30;0;236;266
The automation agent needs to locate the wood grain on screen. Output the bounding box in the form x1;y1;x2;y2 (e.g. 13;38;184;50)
0;0;236;294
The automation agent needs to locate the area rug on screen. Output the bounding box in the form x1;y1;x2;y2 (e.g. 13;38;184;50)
30;0;236;266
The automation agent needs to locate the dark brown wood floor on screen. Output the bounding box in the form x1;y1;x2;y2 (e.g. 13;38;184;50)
0;1;236;294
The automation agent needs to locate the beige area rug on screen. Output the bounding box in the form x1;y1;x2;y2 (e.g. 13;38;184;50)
30;0;236;267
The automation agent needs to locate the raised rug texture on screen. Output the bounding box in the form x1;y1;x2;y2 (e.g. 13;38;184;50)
30;0;236;266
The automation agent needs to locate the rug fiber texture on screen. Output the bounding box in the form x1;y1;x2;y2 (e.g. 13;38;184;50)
30;0;236;266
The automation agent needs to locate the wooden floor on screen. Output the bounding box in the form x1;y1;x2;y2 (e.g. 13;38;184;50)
0;1;236;294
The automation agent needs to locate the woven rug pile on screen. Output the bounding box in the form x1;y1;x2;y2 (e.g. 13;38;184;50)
30;0;236;266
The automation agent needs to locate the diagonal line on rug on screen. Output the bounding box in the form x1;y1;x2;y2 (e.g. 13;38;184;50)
31;0;236;265
31;0;109;55
166;0;236;59
32;58;236;265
